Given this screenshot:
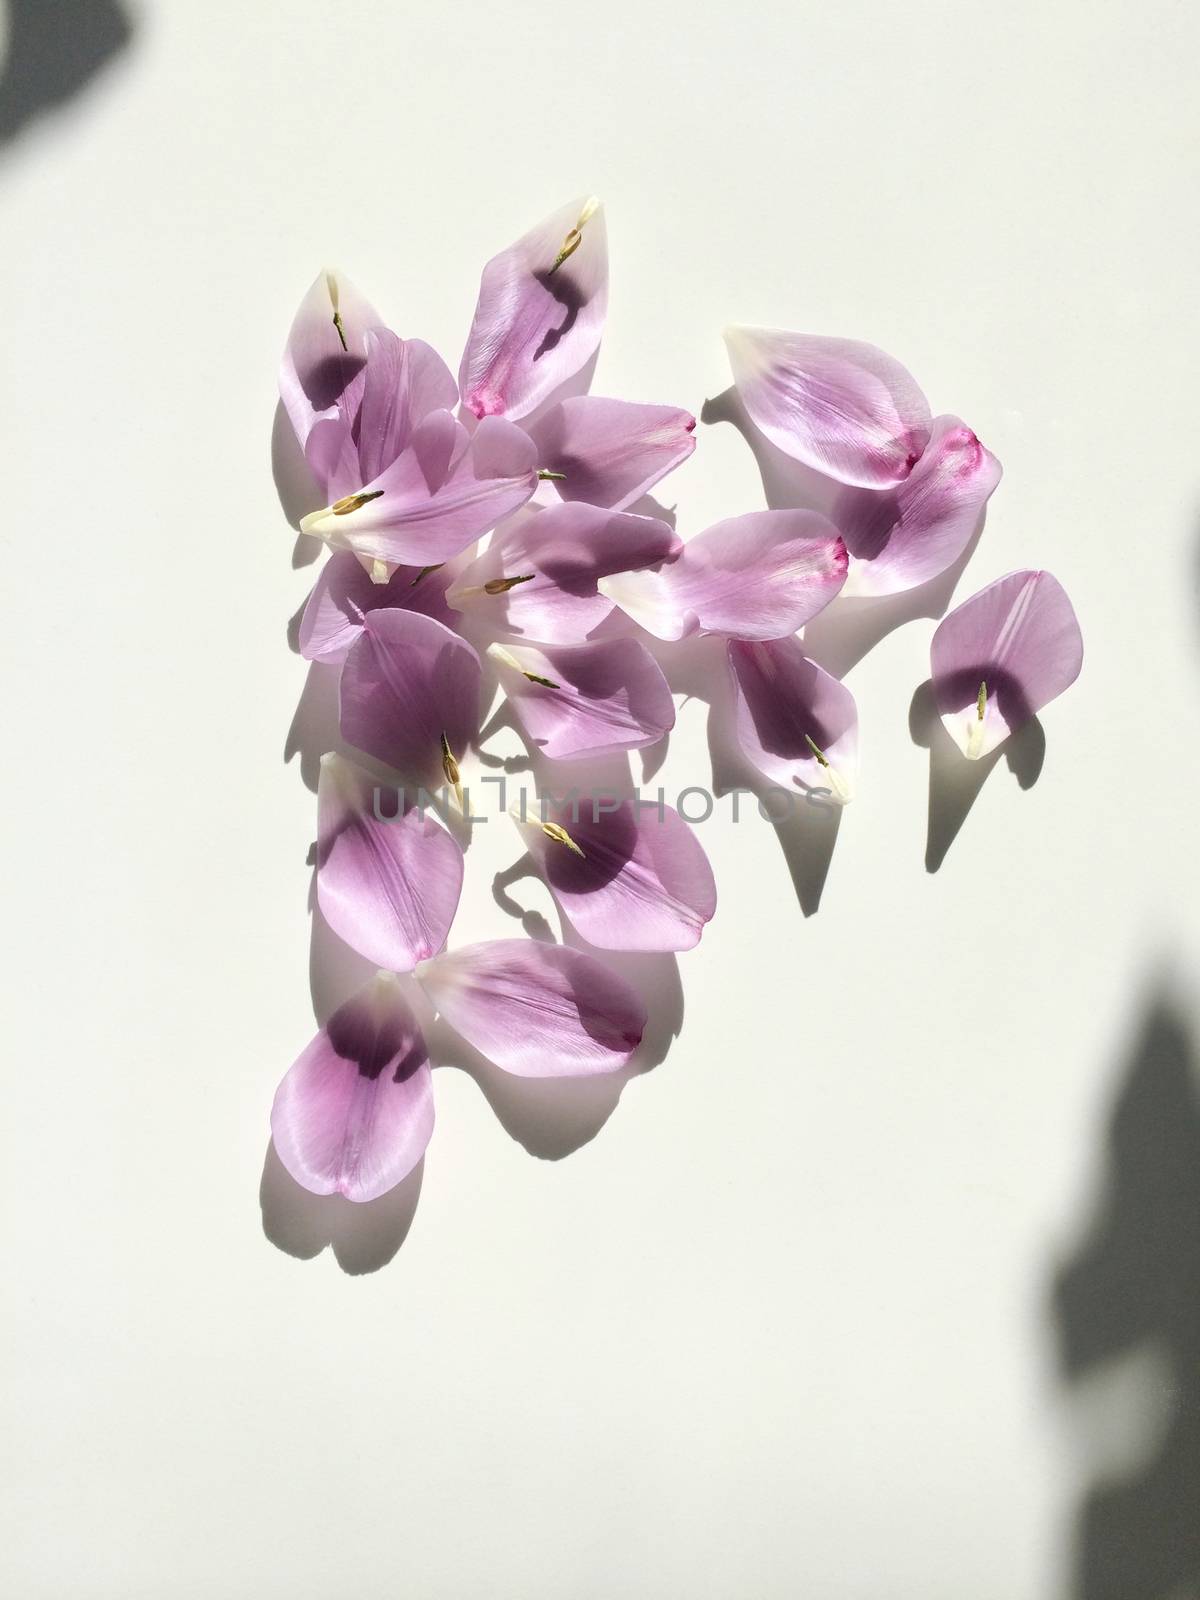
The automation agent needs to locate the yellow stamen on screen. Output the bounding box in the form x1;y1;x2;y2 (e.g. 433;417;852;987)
440;732;464;811
542;821;586;858
326;272;348;352
483;574;535;595
523;671;558;689
331;489;384;516
410;564;443;588
803;734;850;803
548;197;600;274
537;469;566;481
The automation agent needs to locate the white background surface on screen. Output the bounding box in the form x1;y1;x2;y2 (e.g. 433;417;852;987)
3;2;1199;1596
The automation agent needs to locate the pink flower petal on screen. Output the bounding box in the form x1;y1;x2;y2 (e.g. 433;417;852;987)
516;798;716;953
834;416;1003;596
446;501;680;643
416;939;645;1077
598;509;847;642
528;395;696;510
354;331;458;487
459;197;608;421
299;414;538;566
930;569;1083;758
270;973;434;1202
729;637;858;802
298;551;460;665
317;753;464;971
488;638;675;761
339;610;482;791
724;325;932;488
279;269;380;496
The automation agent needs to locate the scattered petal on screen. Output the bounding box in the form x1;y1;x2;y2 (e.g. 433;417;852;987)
516;797;716;952
930;569;1083;758
598;509;847;641
447;501;680;643
299;414;539;566
835;416;1003;596
317;754;464;971
297;550;459;665
729;637;858;802
270;972;434;1202
488;638;675;761
724;325;932;488
279;269;380;495
459;197;608;421
417;939;645;1077
340;610;483;791
528;395;696;510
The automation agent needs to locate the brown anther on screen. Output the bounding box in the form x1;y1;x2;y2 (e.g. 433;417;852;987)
331;489;384;516
542;821;585;858
483;574;535;595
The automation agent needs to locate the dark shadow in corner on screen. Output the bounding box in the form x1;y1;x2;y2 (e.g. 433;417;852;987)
909;679;1044;871
1052;986;1200;1599
259;1142;423;1275
0;0;133;147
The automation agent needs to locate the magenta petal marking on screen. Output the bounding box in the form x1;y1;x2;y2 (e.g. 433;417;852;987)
728;638;858;801
930;569;1083;758
416;939;645;1077
489;638;675;761
447;501;680;643
834;415;1003;596
317;754;464;971
298;550;460;665
520;798;716;953
528;395;696;511
270;973;434;1202
459;197;608;422
339;610;482;790
598;509;848;642
724;325;932;488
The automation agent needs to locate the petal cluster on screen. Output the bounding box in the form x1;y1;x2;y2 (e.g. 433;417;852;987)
268;199;1083;1249
271;199;710;1219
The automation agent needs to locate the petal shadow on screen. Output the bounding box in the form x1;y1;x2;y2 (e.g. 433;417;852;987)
259;1141;423;1274
428;1015;630;1161
909;678;1045;871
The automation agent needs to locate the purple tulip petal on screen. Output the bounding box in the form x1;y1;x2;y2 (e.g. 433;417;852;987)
317;753;464;971
340;610;482;792
270;973;434;1202
417;939;644;1077
724;325;932;489
517;798;716;953
834;416;1003;596
598;509;847;642
527;395;696;510
488;638;675;761
298;551;460;665
447;502;681;643
930;569;1083;758
279;269;380;495
354;331;458;487
459;197;608;422
299;412;538;566
729;638;858;802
